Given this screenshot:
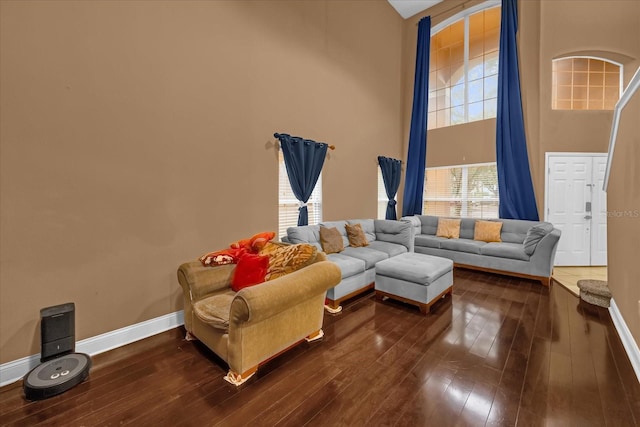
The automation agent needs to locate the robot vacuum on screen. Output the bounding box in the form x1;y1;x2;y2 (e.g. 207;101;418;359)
22;303;92;401
23;353;91;400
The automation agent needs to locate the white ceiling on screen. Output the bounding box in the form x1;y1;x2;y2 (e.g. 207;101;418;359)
387;0;444;19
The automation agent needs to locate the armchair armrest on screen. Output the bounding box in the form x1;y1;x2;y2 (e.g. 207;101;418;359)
177;261;235;302
229;261;341;326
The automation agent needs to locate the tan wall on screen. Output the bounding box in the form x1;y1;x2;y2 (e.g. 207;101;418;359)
0;0;403;363
535;0;640;349
402;0;640;349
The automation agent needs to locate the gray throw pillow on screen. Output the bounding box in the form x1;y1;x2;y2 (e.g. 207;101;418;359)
523;222;554;255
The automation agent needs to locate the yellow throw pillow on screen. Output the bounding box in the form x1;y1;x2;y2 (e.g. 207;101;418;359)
474;220;503;242
319;226;344;254
264;243;318;281
345;223;369;247
436;218;461;239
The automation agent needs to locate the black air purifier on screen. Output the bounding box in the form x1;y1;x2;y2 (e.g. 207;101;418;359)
23;303;91;400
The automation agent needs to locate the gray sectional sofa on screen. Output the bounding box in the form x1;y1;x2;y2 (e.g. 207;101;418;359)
402;215;561;286
284;219;413;311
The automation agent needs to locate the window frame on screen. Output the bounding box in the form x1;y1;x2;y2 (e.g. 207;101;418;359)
551;55;624;111
428;0;501;130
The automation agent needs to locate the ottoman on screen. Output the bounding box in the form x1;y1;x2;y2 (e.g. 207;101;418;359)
375;252;453;314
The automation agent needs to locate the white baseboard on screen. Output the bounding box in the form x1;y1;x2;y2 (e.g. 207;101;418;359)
609;299;640;384
0;310;184;388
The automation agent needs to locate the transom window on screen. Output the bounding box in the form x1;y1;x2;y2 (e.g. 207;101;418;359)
278;152;322;239
552;57;622;110
423;162;499;218
428;5;501;130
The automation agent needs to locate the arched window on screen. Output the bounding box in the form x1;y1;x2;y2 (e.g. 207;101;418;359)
428;3;501;130
552;57;622;110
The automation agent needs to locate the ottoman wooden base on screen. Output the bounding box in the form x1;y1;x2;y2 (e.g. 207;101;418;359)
376;286;452;314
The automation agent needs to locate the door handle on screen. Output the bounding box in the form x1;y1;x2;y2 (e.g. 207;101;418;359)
584;215;592;220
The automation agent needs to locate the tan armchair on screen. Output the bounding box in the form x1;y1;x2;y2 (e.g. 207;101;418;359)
177;252;341;385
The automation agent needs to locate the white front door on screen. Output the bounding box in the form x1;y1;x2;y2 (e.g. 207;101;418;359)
546;153;608;266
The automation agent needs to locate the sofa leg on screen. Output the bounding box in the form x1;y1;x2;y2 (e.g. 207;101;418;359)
224;366;258;386
324;300;343;314
541;277;551;287
305;329;324;342
185;331;197;341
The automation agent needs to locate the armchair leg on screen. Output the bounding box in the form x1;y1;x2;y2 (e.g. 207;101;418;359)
185;331;197;341
324;300;343;314
305;329;324;343
224;366;258;386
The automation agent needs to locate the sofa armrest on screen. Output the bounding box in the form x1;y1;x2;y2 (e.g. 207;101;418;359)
374;219;414;252
177;261;235;302
528;228;562;276
229;260;341;326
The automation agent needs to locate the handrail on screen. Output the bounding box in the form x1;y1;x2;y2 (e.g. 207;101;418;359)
603;66;640;191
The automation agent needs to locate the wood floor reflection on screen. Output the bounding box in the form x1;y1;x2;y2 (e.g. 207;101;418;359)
2;269;639;426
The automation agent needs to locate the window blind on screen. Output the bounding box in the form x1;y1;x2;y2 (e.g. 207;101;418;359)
423;162;499;218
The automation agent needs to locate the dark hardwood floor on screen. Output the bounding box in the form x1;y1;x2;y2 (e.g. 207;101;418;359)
2;269;640;426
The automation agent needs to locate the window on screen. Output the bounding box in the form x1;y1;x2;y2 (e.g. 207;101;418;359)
278;152;322;238
552;57;622;110
377;169;387;219
423;162;499;218
428;5;501;130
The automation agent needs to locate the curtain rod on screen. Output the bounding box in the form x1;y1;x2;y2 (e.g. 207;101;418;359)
415;3;465;25
273;133;336;150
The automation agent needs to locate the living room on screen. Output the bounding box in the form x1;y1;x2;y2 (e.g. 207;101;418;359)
1;0;639;424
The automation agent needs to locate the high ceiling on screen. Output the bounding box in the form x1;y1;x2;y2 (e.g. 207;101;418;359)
387;0;444;19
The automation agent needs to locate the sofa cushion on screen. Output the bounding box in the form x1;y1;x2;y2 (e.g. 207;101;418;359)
367;240;408;257
320;226;344;254
418;215;439;235
436;218;461;239
440;238;487;254
523;222;555;255
347;219;376;242
474;220;503;243
326;253;366;279
263;243;318;281
345;223;369;247
340;247;389;269
193;290;236;331
459;218;477;240
286;225;322;250
374;220;412;250
499;219;534;244
480;242;530;261
414;234;448;249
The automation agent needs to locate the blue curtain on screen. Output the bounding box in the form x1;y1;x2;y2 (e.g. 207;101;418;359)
274;133;328;226
496;0;539;220
378;156;402;220
402;16;431;217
